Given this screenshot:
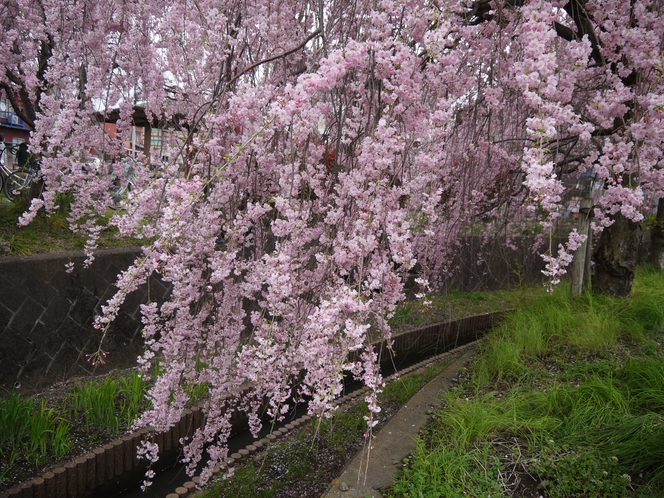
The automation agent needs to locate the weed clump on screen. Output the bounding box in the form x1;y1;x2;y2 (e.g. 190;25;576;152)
0;370;149;487
0;393;72;477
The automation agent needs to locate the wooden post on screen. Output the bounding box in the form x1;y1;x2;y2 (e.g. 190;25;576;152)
583;220;593;291
571;198;594;296
143;125;152;164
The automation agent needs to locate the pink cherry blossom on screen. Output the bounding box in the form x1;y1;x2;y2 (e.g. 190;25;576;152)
2;0;663;483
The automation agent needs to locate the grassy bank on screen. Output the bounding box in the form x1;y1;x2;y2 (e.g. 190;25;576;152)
388;266;664;497
0;197;141;256
388;285;545;336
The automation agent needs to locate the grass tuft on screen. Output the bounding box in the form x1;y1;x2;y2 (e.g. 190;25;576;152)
0;393;67;483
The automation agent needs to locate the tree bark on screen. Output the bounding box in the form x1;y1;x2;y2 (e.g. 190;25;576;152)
651;198;664;271
593;213;642;297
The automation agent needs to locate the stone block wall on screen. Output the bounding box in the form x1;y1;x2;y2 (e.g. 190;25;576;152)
0;248;170;393
436;235;550;293
444;233;653;293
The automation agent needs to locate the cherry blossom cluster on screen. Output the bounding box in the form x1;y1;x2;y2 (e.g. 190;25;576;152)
2;0;663;484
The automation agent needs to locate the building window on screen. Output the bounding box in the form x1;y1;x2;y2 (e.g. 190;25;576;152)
0;98;10;120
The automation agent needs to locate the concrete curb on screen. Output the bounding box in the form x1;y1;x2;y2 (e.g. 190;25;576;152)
322;345;480;498
164;342;479;498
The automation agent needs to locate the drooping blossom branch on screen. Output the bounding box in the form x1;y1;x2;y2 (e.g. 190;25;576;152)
2;0;663;485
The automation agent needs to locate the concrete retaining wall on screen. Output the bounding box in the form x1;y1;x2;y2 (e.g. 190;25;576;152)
0;240;522;394
2;231;646;393
0;248;171;393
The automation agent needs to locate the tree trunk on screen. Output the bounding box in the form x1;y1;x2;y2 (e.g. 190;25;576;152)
593;213;642;297
651;198;664;271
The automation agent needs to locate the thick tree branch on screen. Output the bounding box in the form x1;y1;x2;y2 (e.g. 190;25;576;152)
564;0;605;66
226;29;321;89
553;21;577;41
465;0;523;25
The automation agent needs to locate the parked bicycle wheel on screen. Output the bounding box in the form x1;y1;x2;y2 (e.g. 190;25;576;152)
4;169;32;202
108;161;135;210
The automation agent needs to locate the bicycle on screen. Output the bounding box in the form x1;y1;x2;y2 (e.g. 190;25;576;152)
4;147;40;202
0;142;21;198
109;160;136;209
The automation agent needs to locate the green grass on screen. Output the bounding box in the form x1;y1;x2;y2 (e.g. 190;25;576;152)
118;371;150;429
387;266;664;498
69;377;121;433
0;196;144;256
0;370;149;487
470;282;636;387
382;358;457;407
0;393;70;483
387;285;544;336
66;372;150;435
